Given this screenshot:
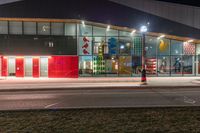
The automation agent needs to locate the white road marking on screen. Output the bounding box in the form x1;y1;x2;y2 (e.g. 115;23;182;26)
44;103;59;109
183;96;196;104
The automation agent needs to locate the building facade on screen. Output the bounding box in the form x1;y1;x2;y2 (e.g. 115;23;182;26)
0;19;200;78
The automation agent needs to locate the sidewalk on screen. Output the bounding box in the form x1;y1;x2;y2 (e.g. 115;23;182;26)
0;77;200;91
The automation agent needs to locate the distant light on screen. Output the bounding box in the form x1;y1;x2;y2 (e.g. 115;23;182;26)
120;45;125;49
157;34;165;40
187;40;194;43
81;21;85;27
140;25;148;33
147;22;150;25
106;25;110;31
130;30;136;35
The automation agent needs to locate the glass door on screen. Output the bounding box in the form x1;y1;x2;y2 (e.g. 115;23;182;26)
197;55;200;75
8;57;16;77
25;57;33;77
40;57;48;77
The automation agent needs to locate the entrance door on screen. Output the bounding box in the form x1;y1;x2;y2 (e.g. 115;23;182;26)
197;55;200;75
16;57;24;77
8;57;16;76
40;57;48;77
25;57;32;77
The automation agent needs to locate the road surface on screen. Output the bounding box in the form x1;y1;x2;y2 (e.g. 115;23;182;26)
0;87;200;110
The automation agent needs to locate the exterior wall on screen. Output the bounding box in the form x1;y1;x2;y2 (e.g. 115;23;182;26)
110;0;200;29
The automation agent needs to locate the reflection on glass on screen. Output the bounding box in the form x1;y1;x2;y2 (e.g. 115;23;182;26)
93;56;105;76
105;56;118;76
171;56;182;75
119;37;132;55
157;38;170;55
79;56;93;76
119;56;132;76
145;36;157;56
182;55;195;75
157;56;170;76
171;40;183;55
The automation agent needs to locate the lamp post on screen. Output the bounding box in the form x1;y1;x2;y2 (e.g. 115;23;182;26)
140;25;148;83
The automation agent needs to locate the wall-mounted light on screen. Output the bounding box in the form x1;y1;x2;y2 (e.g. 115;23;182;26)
130;30;136;35
187;39;194;43
157;34;165;40
81;21;85;27
106;25;110;31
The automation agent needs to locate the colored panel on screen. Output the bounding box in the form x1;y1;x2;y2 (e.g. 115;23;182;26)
48;56;78;78
16;57;24;77
33;58;39;78
1;57;8;76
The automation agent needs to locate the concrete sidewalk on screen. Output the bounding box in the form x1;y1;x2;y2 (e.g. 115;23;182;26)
0;77;200;91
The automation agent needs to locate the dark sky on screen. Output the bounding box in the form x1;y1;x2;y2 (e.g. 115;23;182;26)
158;0;200;7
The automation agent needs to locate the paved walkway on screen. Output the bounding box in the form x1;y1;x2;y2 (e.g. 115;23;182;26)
0;77;200;91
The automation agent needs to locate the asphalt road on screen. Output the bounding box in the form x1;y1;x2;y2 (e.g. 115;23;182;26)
0;87;200;110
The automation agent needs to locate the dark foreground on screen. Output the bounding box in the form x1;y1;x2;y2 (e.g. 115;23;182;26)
0;107;200;133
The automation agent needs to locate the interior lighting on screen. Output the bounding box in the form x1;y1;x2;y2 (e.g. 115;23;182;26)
157;34;165;40
130;30;136;35
187;40;194;43
81;21;85;27
106;25;110;31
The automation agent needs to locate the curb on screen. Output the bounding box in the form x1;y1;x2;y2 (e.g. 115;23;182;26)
0;85;200;92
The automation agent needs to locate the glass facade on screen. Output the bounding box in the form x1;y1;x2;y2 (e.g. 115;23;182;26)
0;19;199;78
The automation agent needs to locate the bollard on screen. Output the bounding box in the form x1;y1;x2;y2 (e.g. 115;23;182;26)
141;69;147;84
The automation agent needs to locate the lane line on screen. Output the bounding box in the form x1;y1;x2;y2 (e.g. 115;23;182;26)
44;103;59;109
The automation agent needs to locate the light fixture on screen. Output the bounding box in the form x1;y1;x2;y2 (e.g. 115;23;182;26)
140;25;148;33
187;39;194;43
106;25;110;31
157;34;165;40
81;21;85;27
130;30;136;35
120;45;125;49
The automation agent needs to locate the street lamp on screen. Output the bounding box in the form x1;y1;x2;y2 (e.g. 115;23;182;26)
140;25;148;83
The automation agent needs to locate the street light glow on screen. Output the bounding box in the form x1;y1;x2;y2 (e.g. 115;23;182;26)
106;25;110;31
81;21;85;27
140;25;148;33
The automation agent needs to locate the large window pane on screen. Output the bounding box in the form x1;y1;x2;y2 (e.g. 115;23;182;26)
119;31;131;36
171;40;183;55
9;21;22;34
157;56;170;76
0;21;8;34
157;38;170;55
24;22;36;35
93;56;105;76
79;56;93;76
119;37;132;55
65;23;76;36
105;56;118;76
107;29;118;36
171;56;182;75
108;37;118;55
145;36;157;56
38;22;50;35
79;24;92;36
93;41;108;55
196;44;200;55
51;22;64;35
93;26;106;36
182;55;195;75
79;37;92;55
119;56;132;76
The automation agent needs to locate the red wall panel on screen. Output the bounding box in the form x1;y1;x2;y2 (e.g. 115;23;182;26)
48;56;78;78
16;57;24;77
33;58;39;78
1;57;8;76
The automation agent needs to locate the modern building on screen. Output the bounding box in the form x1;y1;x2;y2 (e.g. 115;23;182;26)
0;0;200;78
